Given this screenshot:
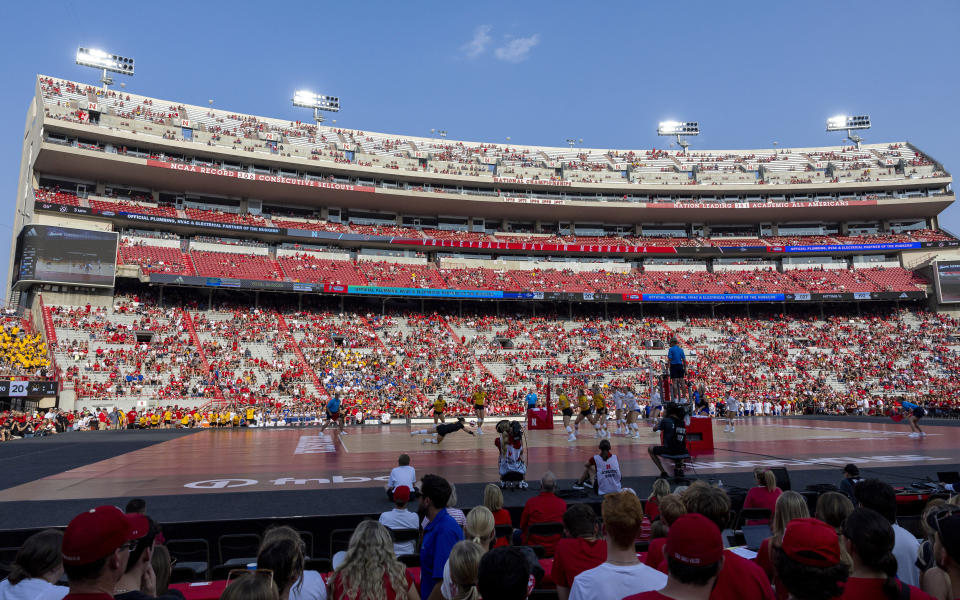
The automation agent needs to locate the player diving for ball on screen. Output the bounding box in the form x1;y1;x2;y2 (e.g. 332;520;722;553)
410;416;477;444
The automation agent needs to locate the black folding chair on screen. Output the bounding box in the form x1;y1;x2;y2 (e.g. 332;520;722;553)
218;533;261;567
165;538;211;580
328;528;356;558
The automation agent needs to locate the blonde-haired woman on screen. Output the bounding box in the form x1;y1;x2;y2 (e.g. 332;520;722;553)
743;467;782;525
483;484;512;548
326;521;416;600
645;477;671;521
754;490;809;600
445;541;484;600
441;507;495;599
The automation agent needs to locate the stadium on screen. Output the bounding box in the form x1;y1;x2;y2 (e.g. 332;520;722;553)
2;31;960;600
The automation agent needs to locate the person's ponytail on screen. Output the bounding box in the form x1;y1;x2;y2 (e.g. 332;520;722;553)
842;508;901;600
877;551;900;600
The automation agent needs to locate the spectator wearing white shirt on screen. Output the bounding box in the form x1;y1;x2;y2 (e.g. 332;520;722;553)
568;491;666;600
379;486;419;558
386;454;418;501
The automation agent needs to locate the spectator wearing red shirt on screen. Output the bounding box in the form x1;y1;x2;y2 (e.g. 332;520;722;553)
771;517;849;600
646;478;671;521
626;513;725;600
666;482;775;600
644;494;687;570
519;471;567;556
125;410;137;430
482;484;513;549
839;507;935;600
553;503;606;600
743;468;782;526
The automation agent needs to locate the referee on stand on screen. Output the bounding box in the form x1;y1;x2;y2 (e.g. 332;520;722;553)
667;337;688;403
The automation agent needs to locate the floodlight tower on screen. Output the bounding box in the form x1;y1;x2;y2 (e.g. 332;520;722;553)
75;47;135;93
431;129;448;140
292;90;340;128
826;115;871;150
657;121;699;154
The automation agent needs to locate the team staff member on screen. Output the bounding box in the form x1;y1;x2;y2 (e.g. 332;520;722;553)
558;386;576;442
573;439;622;495
433;395;447;425
648;404;688;478
472;386;486;435
319;396;346;435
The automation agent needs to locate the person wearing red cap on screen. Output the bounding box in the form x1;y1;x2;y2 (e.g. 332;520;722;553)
625;513;724;600
61;505;150;600
772;517;849;600
379;485;419;557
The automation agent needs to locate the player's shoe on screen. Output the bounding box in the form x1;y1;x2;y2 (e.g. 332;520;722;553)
567;434;577;442
518;481;529;489
920;432;927;437
572;481;586;490
909;432;920;438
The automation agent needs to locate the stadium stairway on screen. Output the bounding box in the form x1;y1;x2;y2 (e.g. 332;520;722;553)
181;310;225;405
276;313;327;399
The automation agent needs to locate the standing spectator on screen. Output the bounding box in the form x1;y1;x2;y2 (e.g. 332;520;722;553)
743;468;783;525
838;464;863;502
679;482;775;599
60;505;149;600
553;504;606;600
839;507;933;600
477;547;532;600
854;479;921;587
625;513;725;600
754;491;809;600
0;529;68;600
379;486;419;557
419;474;463;600
326;521;416;600
519;471;567;556
568;491;667;599
386;454;417;502
772;518;849;600
482;484;512;548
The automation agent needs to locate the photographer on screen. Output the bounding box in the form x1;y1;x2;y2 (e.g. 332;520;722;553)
647;403;687;479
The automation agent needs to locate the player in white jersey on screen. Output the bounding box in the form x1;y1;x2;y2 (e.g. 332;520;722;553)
612;386;628;435
623;388;644;439
723;392;739;433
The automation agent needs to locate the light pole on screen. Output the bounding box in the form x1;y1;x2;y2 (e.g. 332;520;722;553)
657;121;699;154
293;90;340;129
76;47;134;94
566;138;582;148
826;115;871;150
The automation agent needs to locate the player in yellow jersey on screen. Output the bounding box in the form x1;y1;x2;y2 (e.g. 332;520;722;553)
592;384;610;438
246;407;255;423
433;394;447;425
471;387;487;435
573;387;595;438
556;386;576;442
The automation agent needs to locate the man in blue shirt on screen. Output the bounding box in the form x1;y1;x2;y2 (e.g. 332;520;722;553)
419;474;463;600
319;396;345;435
666;338;688;403
525;390;538;409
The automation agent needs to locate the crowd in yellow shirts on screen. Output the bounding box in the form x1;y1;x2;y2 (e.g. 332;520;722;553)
0;323;50;376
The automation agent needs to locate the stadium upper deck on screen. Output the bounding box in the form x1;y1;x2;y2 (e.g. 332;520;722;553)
25;75;953;226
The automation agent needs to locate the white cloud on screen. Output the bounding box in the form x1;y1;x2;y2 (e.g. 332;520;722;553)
463;25;492;58
494;34;541;63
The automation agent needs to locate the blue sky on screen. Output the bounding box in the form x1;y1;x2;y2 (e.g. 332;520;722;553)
1;1;958;297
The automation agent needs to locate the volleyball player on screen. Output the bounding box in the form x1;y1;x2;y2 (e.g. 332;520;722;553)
411;416;477;444
623;387;644;439
574;387;596;439
900;398;927;438
612;384;627;435
319;395;346;435
557;386;576;441
471;386;487;435
592;384;610;438
432;394;447;425
723;389;739;434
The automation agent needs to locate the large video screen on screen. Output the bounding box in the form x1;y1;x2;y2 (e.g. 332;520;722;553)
14;225;117;287
934;260;960;304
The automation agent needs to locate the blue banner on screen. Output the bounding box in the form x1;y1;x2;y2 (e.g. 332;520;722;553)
642;293;785;302
786;242;920;253
348;286;506;299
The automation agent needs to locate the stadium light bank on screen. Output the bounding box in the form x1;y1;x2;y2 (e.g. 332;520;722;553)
76;47;134;93
657;121;699;154
826;114;871;150
293;90;340;129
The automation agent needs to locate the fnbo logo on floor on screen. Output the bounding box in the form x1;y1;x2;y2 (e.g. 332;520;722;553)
184;475;390;489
